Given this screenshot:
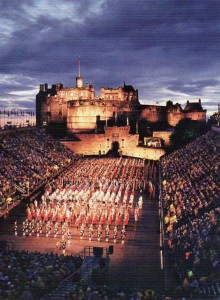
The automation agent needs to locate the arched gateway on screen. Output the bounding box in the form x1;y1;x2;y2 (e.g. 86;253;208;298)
112;141;119;153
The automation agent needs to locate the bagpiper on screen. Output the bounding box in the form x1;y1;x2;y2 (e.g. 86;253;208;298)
113;225;118;243
25;221;29;236
61;237;67;254
88;224;93;241
45;222;50;237
97;224;102;242
123;211;129;228
134;206;139;222
54;222;59;237
14;220;18;236
22;221;26;236
28;222;32;236
105;225;110;242
39;220;43;233
48;221;52;235
31;219;35;233
67;229;71;243
121;226;126;244
36;222;40;237
80;223;85;240
138;195;143;209
61;222;67;238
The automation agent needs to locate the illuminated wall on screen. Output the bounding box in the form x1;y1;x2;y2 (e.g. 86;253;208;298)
153;131;172;146
62;126;165;160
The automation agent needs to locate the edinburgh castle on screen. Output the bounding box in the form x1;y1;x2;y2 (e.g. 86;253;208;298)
36;69;206;159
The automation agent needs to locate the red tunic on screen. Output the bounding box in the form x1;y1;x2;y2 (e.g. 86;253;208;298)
28;213;32;221
123;215;129;226
115;215;121;226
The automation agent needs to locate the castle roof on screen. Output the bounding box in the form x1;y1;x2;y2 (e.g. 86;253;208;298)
184;99;205;112
123;83;135;92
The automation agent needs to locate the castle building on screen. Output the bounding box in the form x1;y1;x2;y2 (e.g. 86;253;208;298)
36;69;206;134
36;73;139;133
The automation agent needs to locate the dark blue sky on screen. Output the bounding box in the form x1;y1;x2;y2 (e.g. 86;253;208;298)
0;0;220;117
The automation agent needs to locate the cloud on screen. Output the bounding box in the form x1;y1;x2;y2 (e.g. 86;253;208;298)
0;0;220;117
166;79;220;95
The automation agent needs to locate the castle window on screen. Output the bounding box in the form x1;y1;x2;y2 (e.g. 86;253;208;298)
122;139;124;148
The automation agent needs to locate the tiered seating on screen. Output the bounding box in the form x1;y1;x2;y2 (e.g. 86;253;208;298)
161;131;220;298
0;128;77;207
0;249;83;299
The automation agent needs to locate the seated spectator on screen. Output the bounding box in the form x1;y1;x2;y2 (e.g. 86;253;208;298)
161;131;220;295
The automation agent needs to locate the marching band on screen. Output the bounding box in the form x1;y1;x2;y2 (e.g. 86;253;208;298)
17;157;156;250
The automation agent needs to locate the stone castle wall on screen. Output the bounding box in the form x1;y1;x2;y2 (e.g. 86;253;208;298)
140;106;166;123
184;111;206;122
62;138;165;160
62;126;165;160
153;131;172;146
167;111;183;127
66;102;131;132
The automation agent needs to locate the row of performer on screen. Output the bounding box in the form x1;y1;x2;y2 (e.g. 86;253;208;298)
25;192;143;228
15;220;128;244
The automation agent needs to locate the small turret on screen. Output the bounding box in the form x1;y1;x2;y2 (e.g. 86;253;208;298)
76;56;83;88
39;84;48;92
76;76;83;88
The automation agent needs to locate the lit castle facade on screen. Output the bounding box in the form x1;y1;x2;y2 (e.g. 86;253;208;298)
36;68;206;134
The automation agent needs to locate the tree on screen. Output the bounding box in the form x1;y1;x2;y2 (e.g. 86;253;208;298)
207;111;220;125
170;118;208;149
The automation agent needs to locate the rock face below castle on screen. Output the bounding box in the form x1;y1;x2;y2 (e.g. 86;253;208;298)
36;74;206;134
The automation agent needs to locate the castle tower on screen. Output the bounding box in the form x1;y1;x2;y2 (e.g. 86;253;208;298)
76;57;83;88
76;76;83;88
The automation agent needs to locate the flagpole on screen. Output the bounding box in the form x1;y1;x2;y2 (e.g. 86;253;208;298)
78;56;80;77
105;101;107;126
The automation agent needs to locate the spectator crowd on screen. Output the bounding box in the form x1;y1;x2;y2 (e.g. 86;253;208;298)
0;128;77;211
0;248;83;299
161;131;220;296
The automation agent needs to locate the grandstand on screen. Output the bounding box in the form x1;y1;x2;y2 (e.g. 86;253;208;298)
0;127;219;299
